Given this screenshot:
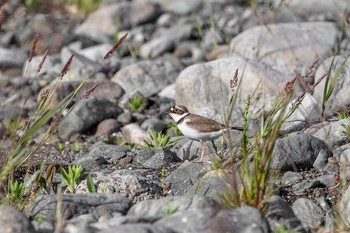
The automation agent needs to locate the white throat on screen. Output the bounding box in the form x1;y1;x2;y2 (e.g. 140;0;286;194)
169;112;189;124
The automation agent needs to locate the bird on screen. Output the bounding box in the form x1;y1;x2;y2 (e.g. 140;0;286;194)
167;105;243;162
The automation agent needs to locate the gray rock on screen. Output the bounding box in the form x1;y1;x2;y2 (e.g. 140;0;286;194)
313;119;350;148
290;174;337;195
165;161;210;195
339;184;350;224
32;220;54;233
0;106;27;120
0;205;36;233
153;17;195;43
65;214;96;233
117;112;133;125
94;118;121;137
99;223;172;233
155;207;217;233
58;96;123;140
202;28;224;50
175;56;285;123
281;171;303;186
60;43;113;71
26;193;130;223
205;206;271;233
176;140;202;161
150;0;202;15
186;176;227;201
141;117;167;133
38;80;124;109
69;43;114;63
230;22;338;77
112;57;183;98
273;0;350;22
122;123;151;145
0;47;27;67
266;195;307;233
134;148;180;169
23;54;58;78
313;149;330;170
313;55;350;113
272;133;332;171
74;145;128;170
281;93;322;126
79;169;161;200
128;195;220;218
292;198;324;231
91;215;161;231
157;13;174;27
75;0;162;41
334;143;350;178
139;36;174;59
158;84;176;100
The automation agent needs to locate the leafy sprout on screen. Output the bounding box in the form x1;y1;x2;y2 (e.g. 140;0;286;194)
128;95;145;112
60;165;84;193
144;129;181;150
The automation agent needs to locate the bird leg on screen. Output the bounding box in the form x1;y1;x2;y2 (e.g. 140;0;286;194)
200;140;205;163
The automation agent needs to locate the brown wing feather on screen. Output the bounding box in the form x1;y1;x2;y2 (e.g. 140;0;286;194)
185;114;226;132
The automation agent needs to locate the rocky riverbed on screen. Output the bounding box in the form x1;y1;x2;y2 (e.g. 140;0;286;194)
1;0;350;232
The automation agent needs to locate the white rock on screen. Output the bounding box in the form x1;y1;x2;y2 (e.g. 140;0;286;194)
175;56;285;122
230;22;337;76
313;55;350;113
122;123;151;145
283;93;322;122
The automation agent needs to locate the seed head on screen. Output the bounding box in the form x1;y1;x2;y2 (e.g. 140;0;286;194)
29;34;39;63
103;33;128;60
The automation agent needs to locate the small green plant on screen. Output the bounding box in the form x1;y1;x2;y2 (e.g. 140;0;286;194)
339;112;349;119
273;225;292;233
163;203;180;215
70;142;84;152
34;215;46;223
64;0;103;13
60;165;84;193
128;95;145;112
144;129;181;150
86;173;96;193
8;180;24;204
56;143;65;153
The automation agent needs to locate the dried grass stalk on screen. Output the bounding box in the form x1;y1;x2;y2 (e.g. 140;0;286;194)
60;54;74;78
103;33;128;60
37;49;48;74
29;34;39;63
0;7;3;32
81;83;99;99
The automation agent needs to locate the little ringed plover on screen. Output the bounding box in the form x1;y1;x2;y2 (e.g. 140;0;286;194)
168;105;243;162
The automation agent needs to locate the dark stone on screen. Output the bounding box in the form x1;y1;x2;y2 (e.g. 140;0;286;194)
26;193;131;223
271;134;332;171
